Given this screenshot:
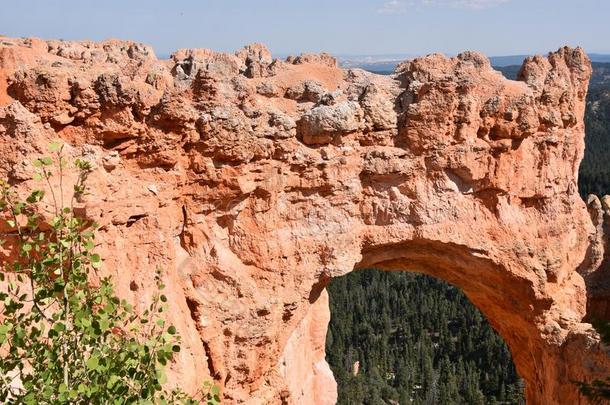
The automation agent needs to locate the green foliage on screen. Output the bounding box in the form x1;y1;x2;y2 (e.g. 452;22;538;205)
326;270;525;405
0;146;220;404
590;317;610;345
574;378;610;405
576;63;610;198
574;317;610;404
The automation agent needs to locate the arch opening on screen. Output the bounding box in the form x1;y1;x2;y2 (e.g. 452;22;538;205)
326;268;526;404
305;238;577;405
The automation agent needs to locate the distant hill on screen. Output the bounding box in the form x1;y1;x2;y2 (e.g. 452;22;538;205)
494;65;520;80
343;62;402;74
340;53;610;74
589;53;610;63
488;55;530;67
590;62;610;85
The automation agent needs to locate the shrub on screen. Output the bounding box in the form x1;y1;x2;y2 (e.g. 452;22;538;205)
0;144;220;404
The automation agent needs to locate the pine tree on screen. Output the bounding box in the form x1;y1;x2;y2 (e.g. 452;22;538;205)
326;270;526;404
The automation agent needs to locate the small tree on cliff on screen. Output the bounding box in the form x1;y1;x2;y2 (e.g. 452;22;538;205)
0;144;220;404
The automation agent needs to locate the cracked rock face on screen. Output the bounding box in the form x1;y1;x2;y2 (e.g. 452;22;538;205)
0;36;609;404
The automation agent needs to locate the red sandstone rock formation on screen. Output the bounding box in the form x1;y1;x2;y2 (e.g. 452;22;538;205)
0;35;609;404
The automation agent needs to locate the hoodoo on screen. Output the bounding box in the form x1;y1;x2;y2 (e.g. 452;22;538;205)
0;36;609;404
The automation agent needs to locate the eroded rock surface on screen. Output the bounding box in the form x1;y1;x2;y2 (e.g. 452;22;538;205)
0;36;609;404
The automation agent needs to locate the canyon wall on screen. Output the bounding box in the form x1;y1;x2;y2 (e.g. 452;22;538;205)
0;36;609;404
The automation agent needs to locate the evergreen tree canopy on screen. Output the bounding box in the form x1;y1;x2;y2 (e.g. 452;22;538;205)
326;270;525;405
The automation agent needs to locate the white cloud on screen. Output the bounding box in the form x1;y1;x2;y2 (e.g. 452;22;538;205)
377;0;412;14
377;0;509;14
442;0;510;9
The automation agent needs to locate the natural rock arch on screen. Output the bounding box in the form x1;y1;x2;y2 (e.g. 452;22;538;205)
1;36;609;404
334;241;586;404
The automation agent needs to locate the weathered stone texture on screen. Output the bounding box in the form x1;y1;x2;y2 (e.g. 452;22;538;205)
0;36;609;404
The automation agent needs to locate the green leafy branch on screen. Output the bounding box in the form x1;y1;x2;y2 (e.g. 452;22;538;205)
0;144;220;404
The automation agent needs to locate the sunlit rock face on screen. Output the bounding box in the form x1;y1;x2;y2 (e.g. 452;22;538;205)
0;36;608;404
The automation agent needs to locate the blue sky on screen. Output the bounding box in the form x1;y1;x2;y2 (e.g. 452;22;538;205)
0;0;607;57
